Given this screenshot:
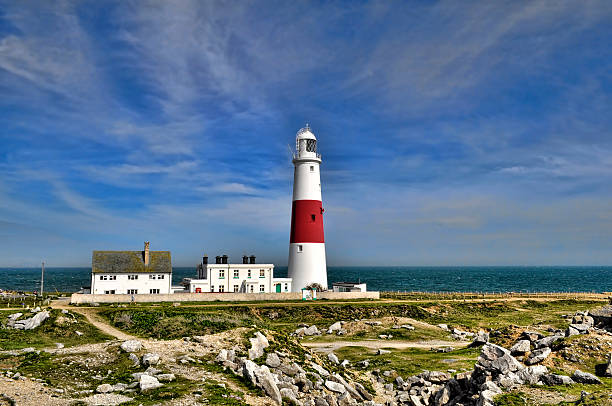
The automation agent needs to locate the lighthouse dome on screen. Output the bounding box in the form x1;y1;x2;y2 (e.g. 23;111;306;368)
295;124;320;160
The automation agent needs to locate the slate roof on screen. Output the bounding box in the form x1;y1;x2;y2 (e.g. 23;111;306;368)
92;251;172;274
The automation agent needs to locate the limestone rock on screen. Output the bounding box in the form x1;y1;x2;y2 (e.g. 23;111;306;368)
304;325;321;336
327;322;342;334
510;340;530;354
266;352;281;368
605;353;612;377
516;365;548;385
377;349;391;355
12;310;49;330
96;383;113;393
280;387;299;405
311;362;330;377
142;353;160;366
157;374;175;382
535;335;563;349
128;353;140;367
248;332;269;360
254;365;282;405
541;374;574;385
470;331;489;347
478;343;523;374
571;370;602;385
525;347;551;365
325;380;346;394
328;353;340;364
139;374;162;391
242;360;258;386
120;340;142;353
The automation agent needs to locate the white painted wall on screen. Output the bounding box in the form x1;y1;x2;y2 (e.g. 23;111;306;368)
288;243;328;291
91;272;171;294
292;161;322;201
205;264;275;293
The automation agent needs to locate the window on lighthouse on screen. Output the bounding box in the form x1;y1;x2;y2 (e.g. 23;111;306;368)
306;139;316;152
311;214;316;222
297;245;303;252
310;166;314;172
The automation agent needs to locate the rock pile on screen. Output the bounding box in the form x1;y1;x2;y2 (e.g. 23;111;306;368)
5;309;49;330
217;331;380;405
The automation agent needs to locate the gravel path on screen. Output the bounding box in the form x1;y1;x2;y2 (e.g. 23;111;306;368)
302;339;469;352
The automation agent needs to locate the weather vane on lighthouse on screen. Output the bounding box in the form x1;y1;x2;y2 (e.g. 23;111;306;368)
287;124;328;292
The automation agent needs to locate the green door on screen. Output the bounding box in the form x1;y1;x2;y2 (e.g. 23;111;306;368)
275;284;281;293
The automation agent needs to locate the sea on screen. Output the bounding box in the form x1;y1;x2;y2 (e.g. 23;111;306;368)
0;266;611;293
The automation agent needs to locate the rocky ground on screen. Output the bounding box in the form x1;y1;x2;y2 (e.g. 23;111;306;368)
0;300;611;405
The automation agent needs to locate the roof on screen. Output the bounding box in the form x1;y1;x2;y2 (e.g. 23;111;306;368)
332;281;365;287
92;251;172;274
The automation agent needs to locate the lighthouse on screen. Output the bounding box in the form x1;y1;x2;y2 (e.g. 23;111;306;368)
288;125;328;292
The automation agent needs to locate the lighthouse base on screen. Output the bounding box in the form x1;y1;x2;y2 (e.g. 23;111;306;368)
288;243;327;292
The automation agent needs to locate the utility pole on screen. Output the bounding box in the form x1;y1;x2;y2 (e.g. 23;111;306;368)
40;261;45;298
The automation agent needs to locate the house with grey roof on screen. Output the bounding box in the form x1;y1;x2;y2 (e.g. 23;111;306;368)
90;242;172;295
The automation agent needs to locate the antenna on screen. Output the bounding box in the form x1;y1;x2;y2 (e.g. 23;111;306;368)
287;144;295;161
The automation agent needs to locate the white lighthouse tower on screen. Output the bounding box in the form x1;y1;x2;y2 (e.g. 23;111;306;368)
288;125;328;292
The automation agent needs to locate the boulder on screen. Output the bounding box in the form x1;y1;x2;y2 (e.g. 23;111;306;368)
470;330;489;347
516;365;548;385
478;344;523;374
311;362;330;377
328;353;340;364
120;340;142;353
510;340;530;354
571;370;602;384
280;388;299;405
589;305;612;327
144;366;161;376
566;323;590;336
525;347;551;365
216;349;228;363
266;352;281;368
535;335;563;349
331;373;364;401
248;332;269;360
242;359;258;386
128;353;140;367
12;311;49;330
96;383;113;393
157;374;175;382
541;374;574;385
305;325;321;336
142;353;160;366
327;322;342;334
254;365;282;405
520;330;544;342
478;381;502;406
139;374;163;391
605;353;612;377
377;349;391;355
325;380;346;394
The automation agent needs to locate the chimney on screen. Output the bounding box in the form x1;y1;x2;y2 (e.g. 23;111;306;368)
222;255;228;264
215;256;221;264
144;241;150;266
242;255;248;264
202;255;208;265
250;255;256;264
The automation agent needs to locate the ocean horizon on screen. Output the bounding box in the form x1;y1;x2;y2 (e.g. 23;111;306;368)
1;266;611;294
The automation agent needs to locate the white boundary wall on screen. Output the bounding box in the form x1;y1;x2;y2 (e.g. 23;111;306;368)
70;291;379;304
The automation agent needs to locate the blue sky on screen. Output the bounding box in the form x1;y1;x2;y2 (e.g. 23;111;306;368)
0;1;611;267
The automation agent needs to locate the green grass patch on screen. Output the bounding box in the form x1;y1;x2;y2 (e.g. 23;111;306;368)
0;309;112;350
334;346;480;378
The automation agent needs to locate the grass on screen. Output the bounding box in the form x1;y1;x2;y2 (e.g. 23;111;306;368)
0;309;113;350
334;345;481;379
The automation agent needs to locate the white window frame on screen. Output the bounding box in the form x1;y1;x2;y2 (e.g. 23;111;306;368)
219;269;225;279
128;275;138;280
259;284;265;293
249;285;254;293
233;285;239;292
211;285;215;292
219;285;224;293
149;288;160;294
247;269;251;278
127;289;138;294
104;290;115;294
109;275;117;280
233;269;239;278
149;275;156;280
158;274;164;280
100;275;107;281
259;269;265;278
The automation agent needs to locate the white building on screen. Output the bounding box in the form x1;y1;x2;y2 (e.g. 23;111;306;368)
185;255;292;294
288;125;328;292
90;242;172;295
332;282;367;293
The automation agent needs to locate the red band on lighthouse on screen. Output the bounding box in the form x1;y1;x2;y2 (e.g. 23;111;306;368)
290;200;325;243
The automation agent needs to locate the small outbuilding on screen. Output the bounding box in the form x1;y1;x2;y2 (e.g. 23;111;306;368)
332;281;367;293
90;242;172;295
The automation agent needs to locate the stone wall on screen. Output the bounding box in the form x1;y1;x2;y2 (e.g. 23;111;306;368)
70;290;380;304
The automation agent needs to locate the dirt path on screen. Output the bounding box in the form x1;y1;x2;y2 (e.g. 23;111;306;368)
303;339;469;352
72;307;135;340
